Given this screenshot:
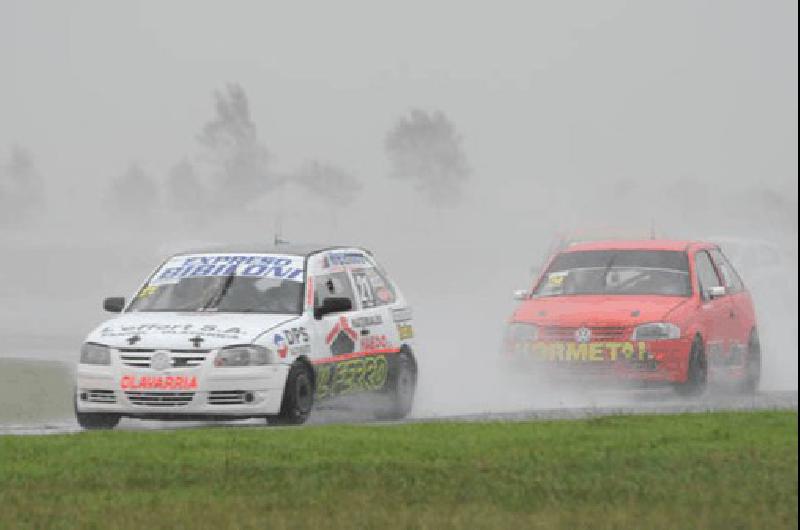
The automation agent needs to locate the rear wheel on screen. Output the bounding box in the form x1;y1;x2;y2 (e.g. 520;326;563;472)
268;363;314;426
738;330;761;394
674;336;707;397
375;352;416;420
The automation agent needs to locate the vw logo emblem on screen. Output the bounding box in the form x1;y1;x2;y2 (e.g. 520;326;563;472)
150;351;171;371
574;327;592;344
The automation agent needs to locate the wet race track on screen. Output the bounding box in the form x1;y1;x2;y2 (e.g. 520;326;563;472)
1;387;796;436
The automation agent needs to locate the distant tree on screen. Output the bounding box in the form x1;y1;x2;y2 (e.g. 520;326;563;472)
198;84;272;207
108;163;160;219
166;159;207;218
0;146;45;225
292;160;362;206
385;109;470;206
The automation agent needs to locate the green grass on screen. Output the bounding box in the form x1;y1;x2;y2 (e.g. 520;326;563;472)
0;359;74;423
0;412;796;530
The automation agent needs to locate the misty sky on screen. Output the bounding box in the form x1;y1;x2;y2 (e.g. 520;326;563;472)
2;0;797;202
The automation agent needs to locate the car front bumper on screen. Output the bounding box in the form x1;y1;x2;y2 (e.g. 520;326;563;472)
75;362;290;418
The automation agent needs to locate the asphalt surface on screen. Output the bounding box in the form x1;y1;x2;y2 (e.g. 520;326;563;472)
1;389;796;436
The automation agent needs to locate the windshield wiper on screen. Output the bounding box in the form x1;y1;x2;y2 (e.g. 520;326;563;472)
600;255;618;293
201;273;237;312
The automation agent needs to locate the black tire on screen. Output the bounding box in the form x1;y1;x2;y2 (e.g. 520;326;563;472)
375;352;417;420
738;330;761;394
674;335;708;397
268;362;314;426
74;393;121;430
76;412;121;430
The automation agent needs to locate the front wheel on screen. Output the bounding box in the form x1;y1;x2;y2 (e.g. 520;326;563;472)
74;393;120;430
76;413;121;430
375;352;417;420
674;336;707;397
268;363;314;426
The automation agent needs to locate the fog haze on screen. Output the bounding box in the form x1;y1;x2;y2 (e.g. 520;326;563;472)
1;0;797;409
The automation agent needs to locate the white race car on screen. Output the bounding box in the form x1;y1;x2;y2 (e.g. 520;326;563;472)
75;245;417;429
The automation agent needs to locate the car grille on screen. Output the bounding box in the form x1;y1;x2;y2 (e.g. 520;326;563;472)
118;349;210;368
125;391;195;407
539;326;628;341
85;390;117;404
208;391;249;405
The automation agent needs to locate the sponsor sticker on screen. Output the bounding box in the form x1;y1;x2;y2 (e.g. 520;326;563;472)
397;323;414;341
351;315;383;328
101;324;244;340
325;252;368;267
392;307;413;322
314;355;388;399
274;334;289;359
120;375;198;390
151;254;305;285
513;341;650;362
361;335;389;350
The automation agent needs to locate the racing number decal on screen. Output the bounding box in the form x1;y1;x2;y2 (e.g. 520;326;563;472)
352;270;376;308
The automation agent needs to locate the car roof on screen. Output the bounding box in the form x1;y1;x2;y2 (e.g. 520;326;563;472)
563;239;710;253
171;243;369;258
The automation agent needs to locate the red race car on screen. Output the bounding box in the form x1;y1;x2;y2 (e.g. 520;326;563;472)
504;239;761;395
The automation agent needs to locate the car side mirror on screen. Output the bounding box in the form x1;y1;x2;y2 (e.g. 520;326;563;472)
513;290;530;301
707;286;726;300
314;297;353;319
103;297;126;313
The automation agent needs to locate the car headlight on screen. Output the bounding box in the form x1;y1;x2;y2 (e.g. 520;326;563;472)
214;345;272;367
80;343;111;365
632;323;681;341
505;322;539;343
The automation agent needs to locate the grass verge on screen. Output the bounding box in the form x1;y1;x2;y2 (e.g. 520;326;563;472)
0;411;797;530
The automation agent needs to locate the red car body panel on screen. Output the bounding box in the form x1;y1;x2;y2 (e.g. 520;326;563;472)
506;239;758;384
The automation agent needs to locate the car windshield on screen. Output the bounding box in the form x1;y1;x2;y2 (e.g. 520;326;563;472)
533;250;691;297
127;253;305;314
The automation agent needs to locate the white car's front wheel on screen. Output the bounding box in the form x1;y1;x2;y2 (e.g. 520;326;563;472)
268;362;314;426
74;395;121;430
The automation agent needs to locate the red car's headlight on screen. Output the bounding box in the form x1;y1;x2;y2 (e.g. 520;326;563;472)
632;323;681;341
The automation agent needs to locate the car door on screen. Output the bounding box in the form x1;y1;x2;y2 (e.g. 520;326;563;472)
312;271;359;358
709;248;754;360
693;250;730;362
307;270;360;400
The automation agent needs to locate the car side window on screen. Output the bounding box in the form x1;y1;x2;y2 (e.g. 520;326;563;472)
350;267;396;308
695;251;722;299
314;272;356;309
709;249;745;293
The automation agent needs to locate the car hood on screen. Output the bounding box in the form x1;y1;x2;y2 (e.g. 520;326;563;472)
512;295;689;327
87;312;299;350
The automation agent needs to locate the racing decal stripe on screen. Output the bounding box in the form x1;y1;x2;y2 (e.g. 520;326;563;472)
312;348;401;365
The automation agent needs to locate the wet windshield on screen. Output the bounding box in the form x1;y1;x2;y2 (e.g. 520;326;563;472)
533;250;691;297
127;254;305;314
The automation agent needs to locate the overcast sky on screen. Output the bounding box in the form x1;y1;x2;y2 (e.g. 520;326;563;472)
2;0;797;200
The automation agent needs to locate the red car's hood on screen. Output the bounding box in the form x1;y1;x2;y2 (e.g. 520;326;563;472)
512;295;689;327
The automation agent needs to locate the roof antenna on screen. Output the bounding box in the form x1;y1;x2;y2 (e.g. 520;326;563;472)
274;214;289;246
650;218;657;240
